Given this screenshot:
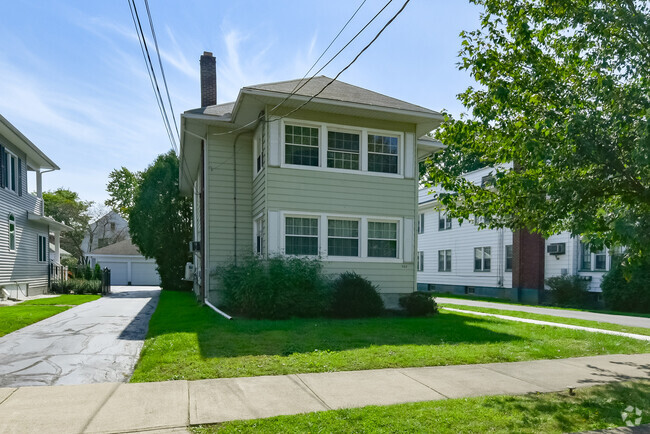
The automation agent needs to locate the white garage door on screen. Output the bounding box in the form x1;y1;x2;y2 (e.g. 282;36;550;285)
100;262;128;285
131;262;160;286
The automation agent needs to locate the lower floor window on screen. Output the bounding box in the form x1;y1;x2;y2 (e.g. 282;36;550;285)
328;219;359;257
255;217;265;256
285;217;318;255
417;251;424;271
474;246;491;271
505;244;513;271
38;235;47;262
367;221;397;258
438;249;451;271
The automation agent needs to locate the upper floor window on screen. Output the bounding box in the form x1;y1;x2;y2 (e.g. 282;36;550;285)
580;241;591;271
8;214;15;251
3;150;18;193
327;131;359;170
474;246;491;271
285;216;318;256
367;221;397;258
438;212;452;231
417;251;424;271
285;125;319;167
505;244;513;271
368;134;398;174
327;219;359;257
38;235;47;262
594;249;607;271
417;213;425;234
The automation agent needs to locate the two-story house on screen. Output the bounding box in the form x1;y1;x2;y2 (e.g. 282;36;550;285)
81;210;130;254
179;52;443;308
0;114;70;299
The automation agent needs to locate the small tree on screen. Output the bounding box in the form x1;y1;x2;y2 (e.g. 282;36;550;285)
43;188;91;260
105;167;141;220
129;151;192;290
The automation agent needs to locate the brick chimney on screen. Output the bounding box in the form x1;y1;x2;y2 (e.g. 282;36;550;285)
200;51;216;107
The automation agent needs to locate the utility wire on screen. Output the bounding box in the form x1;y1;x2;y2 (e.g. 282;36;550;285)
210;0;395;137
144;0;180;140
128;0;178;152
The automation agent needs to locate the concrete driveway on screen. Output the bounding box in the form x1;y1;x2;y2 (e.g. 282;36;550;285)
0;286;160;387
436;297;650;328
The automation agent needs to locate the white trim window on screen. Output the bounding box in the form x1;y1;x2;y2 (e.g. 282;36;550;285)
505;244;513;271
417;213;425;234
37;234;47;262
254;217;265;256
417;251;424;271
474;246;491;271
8;214;15;251
284;124;319;167
285;216;319;256
328;218;359;257
367;134;398;174
327;130;360;170
367;221;398;258
438;212;452;231
438;249;451;272
3;150;18;193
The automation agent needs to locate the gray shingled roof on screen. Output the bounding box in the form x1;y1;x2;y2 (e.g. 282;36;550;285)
244;76;440;115
186;101;235;119
88;239;141;256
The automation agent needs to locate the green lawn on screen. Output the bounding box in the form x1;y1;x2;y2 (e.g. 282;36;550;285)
0;294;100;337
193;380;650;433
433;292;650;318
130;291;650;383
19;294;101;306
439;303;650;336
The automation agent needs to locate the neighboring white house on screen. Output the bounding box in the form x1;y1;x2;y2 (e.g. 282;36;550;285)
417;167;615;300
81;210;129;254
85;238;160;286
0;114;71;298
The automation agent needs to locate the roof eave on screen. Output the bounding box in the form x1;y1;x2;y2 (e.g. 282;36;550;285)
0;115;59;171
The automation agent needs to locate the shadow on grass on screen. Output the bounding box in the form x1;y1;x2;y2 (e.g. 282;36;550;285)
146;291;522;359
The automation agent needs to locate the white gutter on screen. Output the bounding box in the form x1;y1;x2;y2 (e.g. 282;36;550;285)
204;299;233;320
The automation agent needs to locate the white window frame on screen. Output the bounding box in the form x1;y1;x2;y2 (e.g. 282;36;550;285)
474;246;491;272
438;212;452;231
417;213;425;234
327;217;360;258
283;214;320;257
253;213;265;257
438;249;452;272
4;150;18;194
417;251;424;271
367;219;399;259
8;213;15;252
326;127;361;171
278;211;403;262
505;244;513;272
253;124;265;178
279;118;404;178
37;234;47;262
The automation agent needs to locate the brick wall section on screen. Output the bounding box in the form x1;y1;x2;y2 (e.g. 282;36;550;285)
512;228;545;290
200;51;216;107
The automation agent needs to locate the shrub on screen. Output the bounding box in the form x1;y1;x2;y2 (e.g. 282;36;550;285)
83;264;93;281
51;279;102;295
93;264;103;280
601;258;650;313
329;272;384;318
399;292;438;317
545;275;590;307
215;255;331;319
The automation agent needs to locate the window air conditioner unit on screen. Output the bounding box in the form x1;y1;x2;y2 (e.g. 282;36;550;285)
547;243;566;255
184;263;195;281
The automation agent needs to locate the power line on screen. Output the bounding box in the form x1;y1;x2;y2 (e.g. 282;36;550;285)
144;0;180;139
128;0;178;152
210;0;396;137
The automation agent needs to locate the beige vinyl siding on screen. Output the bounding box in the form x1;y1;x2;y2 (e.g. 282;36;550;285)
205;127;254;303
0;138;49;293
324;261;414;294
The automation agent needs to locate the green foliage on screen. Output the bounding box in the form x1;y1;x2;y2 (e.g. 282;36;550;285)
601;258;650;313
50;279;102;295
215;256;331;319
105;167;141;219
545;275;590;308
42;188;91;259
428;1;650;261
329;272;384;318
129;151;192;290
83;264;93;280
93;264;102;280
61;256;78;269
399;292;439;317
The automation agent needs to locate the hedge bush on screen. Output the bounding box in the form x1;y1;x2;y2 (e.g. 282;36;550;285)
329;272;384;318
51;279;102;295
545;275;590;307
215;256;331;319
399;292;438;317
601;258;650;313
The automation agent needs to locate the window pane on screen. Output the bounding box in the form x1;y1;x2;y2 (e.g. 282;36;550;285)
368;135;398;154
580;242;591;270
328;131;359;152
328;220;359;257
368;222;397;240
438;250;444;271
328;219;358;237
595;251;606;270
286;235;318;255
483;247;491;271
474;248;482;271
285;144;319;166
285;217;318;255
285;125;319;166
328;238;359;257
368;239;397;258
327;151;359;170
505;245;513;271
446;250;452;271
286;217;318;236
368;153;398;174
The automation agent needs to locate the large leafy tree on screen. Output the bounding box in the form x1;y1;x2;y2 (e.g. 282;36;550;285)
42;188;91;259
129;151;192;290
428;0;650;260
105;167;141;219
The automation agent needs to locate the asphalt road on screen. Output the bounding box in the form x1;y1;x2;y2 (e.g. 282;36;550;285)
0;286;160;387
436;297;650;329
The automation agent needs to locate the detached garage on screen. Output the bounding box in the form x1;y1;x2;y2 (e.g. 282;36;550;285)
86;239;160;286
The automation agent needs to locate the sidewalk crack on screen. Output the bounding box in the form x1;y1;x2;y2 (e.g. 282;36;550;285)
398;370;450;399
295;375;332;410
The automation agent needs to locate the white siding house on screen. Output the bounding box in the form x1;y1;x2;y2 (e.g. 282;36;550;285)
417;167;614;299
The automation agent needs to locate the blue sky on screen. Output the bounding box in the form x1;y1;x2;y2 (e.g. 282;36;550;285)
0;0;482;205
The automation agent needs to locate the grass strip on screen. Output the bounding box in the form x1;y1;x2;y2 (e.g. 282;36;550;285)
192;380;650;433
438;303;650;337
130;291;650;383
19;294;101;306
0;305;70;337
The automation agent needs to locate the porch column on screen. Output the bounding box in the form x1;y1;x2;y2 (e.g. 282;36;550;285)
53;231;61;264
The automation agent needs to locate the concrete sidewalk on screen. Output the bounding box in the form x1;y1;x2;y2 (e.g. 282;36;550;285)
0;353;648;433
436;297;650;329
